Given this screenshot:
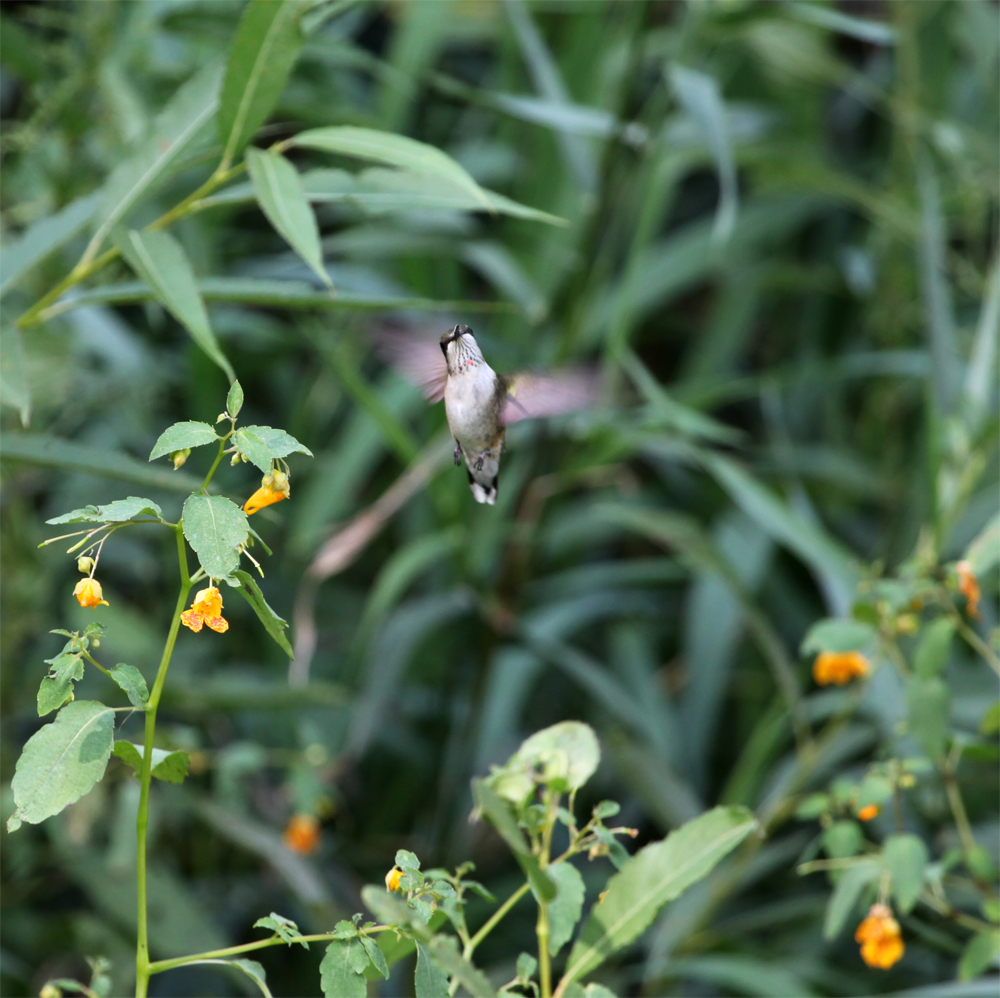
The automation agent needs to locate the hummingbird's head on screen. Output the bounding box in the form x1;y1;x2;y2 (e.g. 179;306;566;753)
440;324;483;375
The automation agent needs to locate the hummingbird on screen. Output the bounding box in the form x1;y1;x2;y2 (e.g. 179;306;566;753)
383;324;597;504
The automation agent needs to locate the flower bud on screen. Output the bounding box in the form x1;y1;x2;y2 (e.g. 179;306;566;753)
216;412;228;423
230;452;242;466
385;866;403;892
77;556;95;574
170;448;191;470
895;613;918;635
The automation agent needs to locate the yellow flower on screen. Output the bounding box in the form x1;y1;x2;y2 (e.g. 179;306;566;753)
74;577;109;608
813;650;870;686
855;903;905;969
956;560;980;619
385;866;403;892
243;471;290;515
283;813;320;854
857;804;879;821
180;586;229;634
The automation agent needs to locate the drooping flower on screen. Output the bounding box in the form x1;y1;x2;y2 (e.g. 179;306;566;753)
857;804;879;821
283;813;320;854
180;586;229;633
385;866;403;892
74;577;109;608
813;650;870;686
244;471;291;516
855;903;905;969
956;560;980;619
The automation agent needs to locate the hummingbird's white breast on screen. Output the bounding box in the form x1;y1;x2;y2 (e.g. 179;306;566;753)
444;359;499;451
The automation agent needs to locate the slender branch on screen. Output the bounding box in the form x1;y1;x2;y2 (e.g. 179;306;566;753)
200;437;228;492
81;650;113;678
135;526;191;998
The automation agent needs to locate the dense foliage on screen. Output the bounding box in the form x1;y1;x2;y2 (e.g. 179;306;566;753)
1;1;997;996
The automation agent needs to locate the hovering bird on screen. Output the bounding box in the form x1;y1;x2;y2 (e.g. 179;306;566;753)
383;324;597;504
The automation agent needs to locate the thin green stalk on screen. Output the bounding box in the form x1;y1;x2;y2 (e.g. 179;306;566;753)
135;527;191;998
537;902;552;998
81;650;113;678
200;438;228;492
148;927;390;976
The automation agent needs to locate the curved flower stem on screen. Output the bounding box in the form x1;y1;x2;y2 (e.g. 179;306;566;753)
135;526;191;998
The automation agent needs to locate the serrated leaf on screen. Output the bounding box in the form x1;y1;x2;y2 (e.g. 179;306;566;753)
232;428;273;474
359;935;389;980
396;848;420;871
240;425;313;460
515;721;600;792
89;63;222;254
8;701;115;830
823;859;880;939
182;494;249;582
47;496;163;525
112;741;190;784
293;126;491;210
959;929;1000;981
914;618;955;680
517;952;538;981
561;806;757;986
37;648;85;716
472;779;556;901
149;421;219;462
227;380;244;418
219;0;304;167
233;570;293;658
319;939;368;998
546;861;586;956
414;942;448;998
253;912;308;948
801;618;877;655
109;664;149;708
115;228;234;381
885;834;929;914
246;148;330;288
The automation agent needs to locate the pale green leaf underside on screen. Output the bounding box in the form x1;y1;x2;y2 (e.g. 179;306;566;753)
149;421;220;461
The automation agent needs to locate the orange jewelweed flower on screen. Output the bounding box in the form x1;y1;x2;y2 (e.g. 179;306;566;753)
857;804;879;821
180;586;229;633
855;903;904;969
956;560;980;619
813;650;870;686
385;866;403;892
283;813;320;854
74;577;109;608
243;477;289;516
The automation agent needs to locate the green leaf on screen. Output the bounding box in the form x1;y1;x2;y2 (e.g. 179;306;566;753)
233;570;293;658
227;380;244;419
547;861;586;956
246;148;331;289
823;821;863;859
427;936;497;998
800;618;877;655
219;0;304;166
0;325;31;425
182;494;249;582
823;859;879;939
515;721;601;792
112;741;190;784
37;646;85;717
396;848;421;871
914;618;955;679
109;664;149;709
241;425;313;460
232;428;273;474
8;701;115;831
414;943;449;998
959;930;1000;981
253;912;308;948
884;834;929;914
293;126;491;210
319;939;368;998
114;228;234;381
594;800;621;819
89;62;222;254
906;675;951;759
472;779;556;901
561;805;757;986
47;496;163;525
0;192;99;296
359;935;389;980
149;422;219;462
180;959;271;998
0;432;205;494
965;512;1000;577
516;952;538;982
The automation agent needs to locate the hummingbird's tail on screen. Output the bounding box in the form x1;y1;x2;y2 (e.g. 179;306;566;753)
464;447;500;505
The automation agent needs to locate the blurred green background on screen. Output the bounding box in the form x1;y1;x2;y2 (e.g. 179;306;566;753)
1;1;997;995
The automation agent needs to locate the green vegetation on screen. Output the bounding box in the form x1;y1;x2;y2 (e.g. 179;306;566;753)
1;1;997;996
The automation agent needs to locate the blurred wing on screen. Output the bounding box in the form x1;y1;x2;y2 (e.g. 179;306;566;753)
378;330;448;403
502;369;598;425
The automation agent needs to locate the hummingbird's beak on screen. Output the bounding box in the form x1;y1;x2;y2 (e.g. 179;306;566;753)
440;324;470;354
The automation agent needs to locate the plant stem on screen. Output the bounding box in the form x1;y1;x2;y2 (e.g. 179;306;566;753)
537;902;552;998
466;882;532;955
200;438;227;492
135;527;191;998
